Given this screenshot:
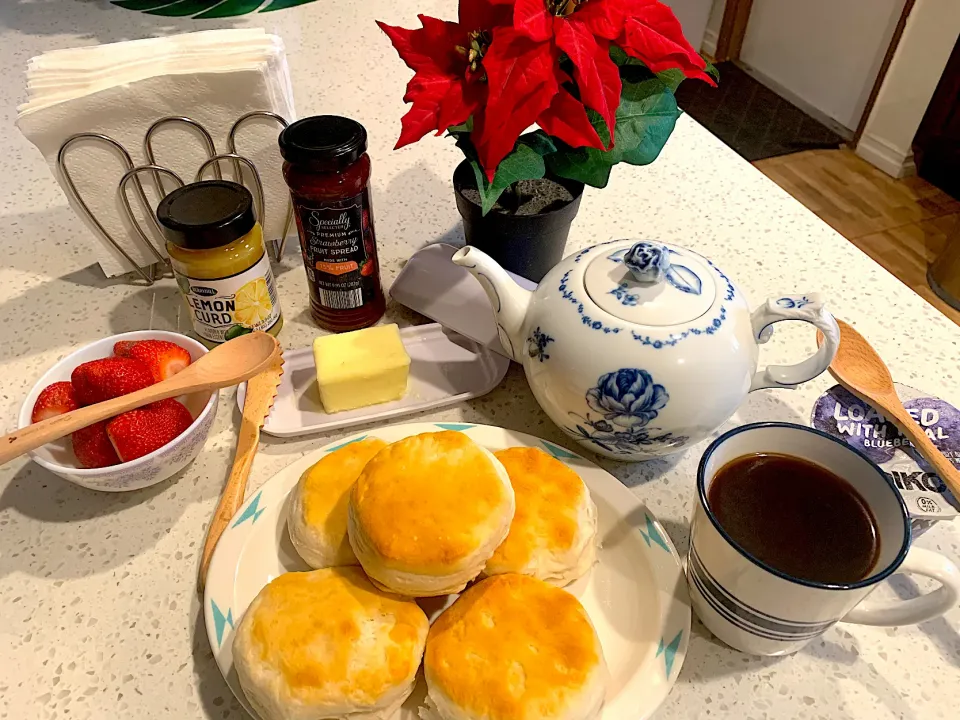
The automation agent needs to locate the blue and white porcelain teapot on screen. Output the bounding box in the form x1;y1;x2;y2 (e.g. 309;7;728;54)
453;239;841;460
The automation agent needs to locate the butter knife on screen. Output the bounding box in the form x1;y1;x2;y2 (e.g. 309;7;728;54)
197;354;284;593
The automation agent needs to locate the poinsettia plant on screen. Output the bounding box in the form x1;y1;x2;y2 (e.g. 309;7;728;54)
378;0;716;214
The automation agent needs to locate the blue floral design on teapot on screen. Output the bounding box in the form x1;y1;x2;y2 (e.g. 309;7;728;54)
589;368;668;427
565;368;688;455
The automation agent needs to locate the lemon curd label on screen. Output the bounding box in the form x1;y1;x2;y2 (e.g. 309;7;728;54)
174;252;281;343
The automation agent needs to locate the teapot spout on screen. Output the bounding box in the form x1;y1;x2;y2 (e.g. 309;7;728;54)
452;246;532;362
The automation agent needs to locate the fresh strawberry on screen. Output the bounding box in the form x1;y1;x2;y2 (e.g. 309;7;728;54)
106;399;194;462
72;421;120;468
71;357;154;406
114;340;191;383
112;341;136;356
31;382;78;423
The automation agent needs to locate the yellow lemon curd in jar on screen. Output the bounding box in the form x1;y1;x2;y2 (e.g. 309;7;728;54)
158;180;283;347
167;222;283;345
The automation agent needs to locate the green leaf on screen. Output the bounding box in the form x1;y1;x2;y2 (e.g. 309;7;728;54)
474;145;547;216
610;45;643;68
656;69;686;94
225;324;254;341
111;0;183;9
447;118;474;135
519;131;557;157
124;0;229;16
261;0;321;12
657;59;718;91
199;0;266;17
456;132;555;215
110;0;323;16
546;73;680;188
611;45;718;90
546;145;615;188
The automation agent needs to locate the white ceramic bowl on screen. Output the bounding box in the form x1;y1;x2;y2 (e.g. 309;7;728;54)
17;330;219;492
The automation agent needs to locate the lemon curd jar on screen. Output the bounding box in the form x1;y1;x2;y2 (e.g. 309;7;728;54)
157;180;282;346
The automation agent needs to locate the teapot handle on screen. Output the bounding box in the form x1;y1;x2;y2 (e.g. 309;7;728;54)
748;294;840;391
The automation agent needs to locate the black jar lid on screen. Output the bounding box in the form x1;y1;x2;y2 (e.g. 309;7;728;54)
156;180;256;250
278;116;367;171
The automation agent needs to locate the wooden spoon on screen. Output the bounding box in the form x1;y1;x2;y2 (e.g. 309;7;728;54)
197;357;284;594
818;319;960;498
0;331;281;466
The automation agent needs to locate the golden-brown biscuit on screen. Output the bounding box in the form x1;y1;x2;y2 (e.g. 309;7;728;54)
233;567;428;720
288;437;387;568
422;574;607;720
484;447;597;585
348;431;515;596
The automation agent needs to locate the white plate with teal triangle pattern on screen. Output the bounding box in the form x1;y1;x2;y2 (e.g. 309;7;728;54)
203;421;690;720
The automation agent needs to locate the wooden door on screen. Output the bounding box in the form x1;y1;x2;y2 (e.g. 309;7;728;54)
915;36;960;200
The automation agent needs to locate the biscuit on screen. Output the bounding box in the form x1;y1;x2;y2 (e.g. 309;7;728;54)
422;574;607;720
348;431;515;596
233;567;428;720
484;447;597;586
288;437;387;568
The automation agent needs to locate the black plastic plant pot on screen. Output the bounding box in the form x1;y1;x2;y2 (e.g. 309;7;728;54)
453;160;584;283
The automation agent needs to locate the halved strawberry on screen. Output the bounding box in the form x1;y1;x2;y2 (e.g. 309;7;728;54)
71;357;154;406
114;340;191;383
31;382;78;423
72;421;120;468
106;399;194;462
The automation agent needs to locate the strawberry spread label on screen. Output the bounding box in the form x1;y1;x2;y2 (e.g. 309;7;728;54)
295;189;378;311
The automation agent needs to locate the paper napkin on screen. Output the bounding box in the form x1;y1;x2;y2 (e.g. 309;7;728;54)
17;30;296;278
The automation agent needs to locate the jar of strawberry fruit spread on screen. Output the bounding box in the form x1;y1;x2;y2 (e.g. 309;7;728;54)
157;180;283;347
279;116;385;332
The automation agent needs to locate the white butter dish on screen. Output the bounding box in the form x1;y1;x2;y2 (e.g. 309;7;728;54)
237;323;510;437
389;243;536;358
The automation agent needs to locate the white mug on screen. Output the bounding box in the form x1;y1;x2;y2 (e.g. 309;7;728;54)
688;422;960;656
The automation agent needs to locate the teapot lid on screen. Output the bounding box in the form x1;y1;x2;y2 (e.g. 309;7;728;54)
584;240;716;327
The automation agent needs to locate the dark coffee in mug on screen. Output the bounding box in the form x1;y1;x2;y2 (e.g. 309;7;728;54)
708;453;881;584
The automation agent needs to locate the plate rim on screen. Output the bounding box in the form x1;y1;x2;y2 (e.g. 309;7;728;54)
203;421;690;719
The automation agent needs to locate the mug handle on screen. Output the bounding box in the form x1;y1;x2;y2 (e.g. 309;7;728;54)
748;293;841;391
843;547;960;626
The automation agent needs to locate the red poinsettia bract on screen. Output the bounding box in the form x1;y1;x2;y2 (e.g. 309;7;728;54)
376;1;513;149
379;0;715;182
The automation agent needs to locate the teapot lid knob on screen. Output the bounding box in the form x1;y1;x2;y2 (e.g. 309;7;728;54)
623;242;670;285
582;239;719;327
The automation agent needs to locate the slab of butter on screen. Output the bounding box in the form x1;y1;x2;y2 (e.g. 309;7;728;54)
313;324;411;413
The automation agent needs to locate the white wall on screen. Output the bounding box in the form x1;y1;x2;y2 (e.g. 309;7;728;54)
661;0;715;53
739;0;905;131
857;0;960;177
702;0;726;57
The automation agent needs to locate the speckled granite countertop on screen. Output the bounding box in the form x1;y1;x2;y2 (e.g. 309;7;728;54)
1;2;958;719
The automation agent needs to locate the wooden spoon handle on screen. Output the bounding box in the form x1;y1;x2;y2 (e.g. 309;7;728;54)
879;400;960;498
196;416;262;594
0;377;197;465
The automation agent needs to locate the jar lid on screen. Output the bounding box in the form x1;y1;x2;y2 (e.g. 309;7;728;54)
584;240;717;327
278;116;367;170
156;180;255;250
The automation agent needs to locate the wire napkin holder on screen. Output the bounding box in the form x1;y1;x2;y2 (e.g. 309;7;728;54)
57;110;293;285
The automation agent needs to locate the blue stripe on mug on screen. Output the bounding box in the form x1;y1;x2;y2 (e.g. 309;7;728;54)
690;548;836;631
688;547;838;641
687;560;804;642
